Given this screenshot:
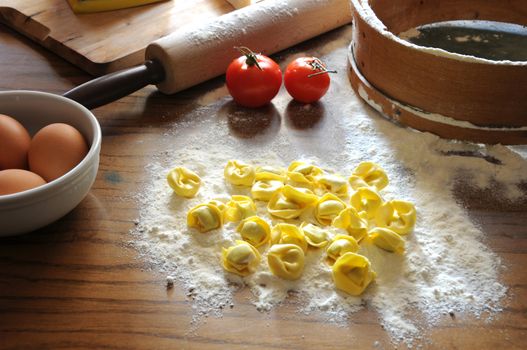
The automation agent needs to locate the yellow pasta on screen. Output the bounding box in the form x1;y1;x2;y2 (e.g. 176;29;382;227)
349;161;389;191
224;195;256;222
368;227;405;254
236;216;271;248
267;244;305;280
208;199;227;213
301;223;330;248
267;185;317;220
222;240;261;276
255;166;286;182
251;180;284;201
184;159;414;292
332;252;376;296
270;223;308;253
332;207;368;241
314;193;347;226
166;167;201;198
375;200;416;235
287;161;322;187
224;160;255;186
348;176;370;190
282;185;318;205
267;192;303;219
350;187;383;219
326;234;359;264
187;203;223;233
315;173;348;197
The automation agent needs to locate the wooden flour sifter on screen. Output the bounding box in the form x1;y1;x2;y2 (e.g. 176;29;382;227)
348;0;527;145
64;0;352;109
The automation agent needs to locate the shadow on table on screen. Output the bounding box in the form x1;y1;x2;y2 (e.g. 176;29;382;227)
218;100;281;139
284;100;325;130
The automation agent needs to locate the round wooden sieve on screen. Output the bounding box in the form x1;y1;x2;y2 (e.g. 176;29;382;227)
348;0;527;144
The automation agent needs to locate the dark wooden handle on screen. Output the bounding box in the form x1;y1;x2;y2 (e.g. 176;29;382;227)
63;60;165;109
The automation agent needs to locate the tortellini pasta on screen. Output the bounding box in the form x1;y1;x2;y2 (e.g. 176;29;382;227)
224;160;255;186
224;195;257;222
350;187;383;219
314;193;347;226
271;223;308;253
222;240;261;276
267;185;317;220
236;216;271;248
332;252;376;296
326;234;359;264
187;203;223;233
301;223;330;248
375;200;416;235
282;185;318;205
267;192;302;219
368;227;405;254
167;167;201;198
251;180;284;201
208;199;227;213
315;173;348;197
332;207;368;241
175;158;415;297
255;166;286;182
349;161;389;191
348;176;370;191
267;244;305;280
287;161;322;187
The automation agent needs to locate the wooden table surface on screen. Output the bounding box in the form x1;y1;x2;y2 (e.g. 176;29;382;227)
1;23;526;350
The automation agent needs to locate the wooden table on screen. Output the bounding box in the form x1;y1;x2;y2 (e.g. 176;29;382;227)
1;23;526;349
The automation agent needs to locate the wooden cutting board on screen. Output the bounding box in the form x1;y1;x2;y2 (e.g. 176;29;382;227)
0;0;252;75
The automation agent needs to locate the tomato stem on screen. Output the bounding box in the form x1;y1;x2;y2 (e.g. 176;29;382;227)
307;57;337;78
235;46;262;70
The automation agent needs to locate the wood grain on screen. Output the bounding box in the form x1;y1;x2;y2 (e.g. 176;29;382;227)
348;48;527;144
350;0;527;129
0;0;238;75
1;23;526;350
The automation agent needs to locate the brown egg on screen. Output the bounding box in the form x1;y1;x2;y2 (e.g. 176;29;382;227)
0;169;46;195
0;114;31;170
28;123;89;182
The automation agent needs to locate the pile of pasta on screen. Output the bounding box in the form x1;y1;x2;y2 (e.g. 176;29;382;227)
166;160;416;296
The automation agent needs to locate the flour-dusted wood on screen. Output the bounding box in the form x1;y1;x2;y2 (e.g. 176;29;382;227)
1;23;527;350
0;0;236;75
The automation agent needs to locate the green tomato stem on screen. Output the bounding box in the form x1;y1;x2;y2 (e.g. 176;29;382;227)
234;46;263;70
308;57;337;78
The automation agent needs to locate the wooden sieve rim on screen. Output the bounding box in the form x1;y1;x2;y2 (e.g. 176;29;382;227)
348;48;527;145
352;0;527;67
349;0;527;134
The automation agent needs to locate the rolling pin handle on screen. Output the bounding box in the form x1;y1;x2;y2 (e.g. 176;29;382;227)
63;59;165;110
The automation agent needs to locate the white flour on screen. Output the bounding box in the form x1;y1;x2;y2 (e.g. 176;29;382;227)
132;26;526;345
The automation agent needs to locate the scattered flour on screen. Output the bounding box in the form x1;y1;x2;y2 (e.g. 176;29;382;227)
398;27;422;41
132;26;526;345
196;86;228;106
454;35;483;43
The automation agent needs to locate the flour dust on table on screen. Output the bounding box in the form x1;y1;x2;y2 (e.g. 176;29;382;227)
132;26;527;345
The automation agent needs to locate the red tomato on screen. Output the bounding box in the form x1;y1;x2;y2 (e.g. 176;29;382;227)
226;47;282;108
284;57;334;103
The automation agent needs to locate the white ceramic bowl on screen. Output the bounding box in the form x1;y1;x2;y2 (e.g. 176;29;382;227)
0;90;101;236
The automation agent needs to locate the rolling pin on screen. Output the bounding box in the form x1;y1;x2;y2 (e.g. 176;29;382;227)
64;0;352;109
